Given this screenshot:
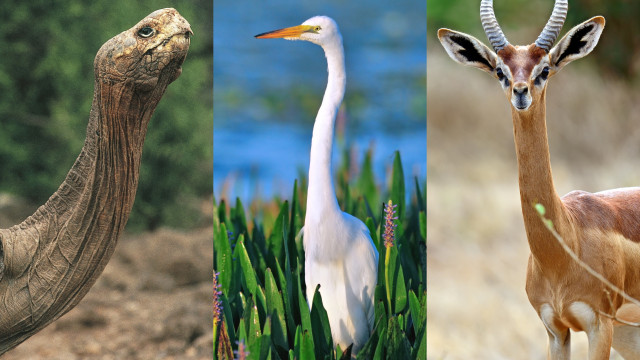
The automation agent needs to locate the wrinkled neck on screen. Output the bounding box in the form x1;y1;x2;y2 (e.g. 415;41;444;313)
0;78;164;352
306;41;345;223
48;78;158;236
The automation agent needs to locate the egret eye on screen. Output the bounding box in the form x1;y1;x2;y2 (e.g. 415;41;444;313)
138;27;155;38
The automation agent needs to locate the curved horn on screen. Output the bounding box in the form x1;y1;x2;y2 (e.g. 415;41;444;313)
480;0;509;52
535;0;568;51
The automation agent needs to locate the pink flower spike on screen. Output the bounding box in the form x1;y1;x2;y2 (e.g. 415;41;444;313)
383;200;398;248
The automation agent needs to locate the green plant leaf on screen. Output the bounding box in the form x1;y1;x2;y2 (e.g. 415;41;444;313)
256;285;268;330
237;316;247;343
391;151;405;219
388;246;407;314
372;327;385;360
265;268;288;351
355;322;378;359
377;247;386;294
275;258;296;342
261;316;273;360
238;291;247;321
290;180;302;253
358;148;379;210
268;201;288;267
412;317;426;360
310;285;332;358
414;177;425;213
248;303;262;357
284;215;299;339
234;235;259;296
374;298;387;336
366;217;380;253
217;199;228;227
534;203;546;216
281;201;296;273
214;222;233;295
297;262;312;335
293;326;304;360
419;211;426;242
246;238;268;291
220;292;236;346
299;329;315;360
408;290;424;336
234;197;248;235
386;316;411;359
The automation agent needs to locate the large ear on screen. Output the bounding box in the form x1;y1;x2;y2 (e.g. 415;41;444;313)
437;28;497;74
549;16;605;71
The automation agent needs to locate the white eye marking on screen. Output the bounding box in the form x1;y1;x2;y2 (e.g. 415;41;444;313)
496;67;510;88
138;27;155;38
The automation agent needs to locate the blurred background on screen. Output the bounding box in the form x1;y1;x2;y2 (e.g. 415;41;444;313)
0;1;212;358
428;0;640;358
214;0;426;203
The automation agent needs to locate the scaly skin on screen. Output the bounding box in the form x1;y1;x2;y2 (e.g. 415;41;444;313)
0;8;191;353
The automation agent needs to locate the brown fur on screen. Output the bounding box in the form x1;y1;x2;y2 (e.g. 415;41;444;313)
511;46;640;360
500;45;547;83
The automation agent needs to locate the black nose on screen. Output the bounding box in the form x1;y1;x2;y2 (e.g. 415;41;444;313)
513;86;528;95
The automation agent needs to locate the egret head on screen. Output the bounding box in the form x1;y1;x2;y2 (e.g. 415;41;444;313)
255;16;341;47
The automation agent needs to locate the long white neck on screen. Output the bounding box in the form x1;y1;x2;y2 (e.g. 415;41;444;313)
305;39;346;223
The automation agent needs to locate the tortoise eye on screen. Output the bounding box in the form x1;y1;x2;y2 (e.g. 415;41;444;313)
138;27;155;38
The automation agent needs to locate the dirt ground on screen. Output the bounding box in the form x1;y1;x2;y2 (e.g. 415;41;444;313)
427;43;640;359
0;197;213;360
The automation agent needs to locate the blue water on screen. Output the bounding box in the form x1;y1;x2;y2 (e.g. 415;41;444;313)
214;0;426;201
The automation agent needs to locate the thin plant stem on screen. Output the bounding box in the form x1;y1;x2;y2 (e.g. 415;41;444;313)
385;248;392;314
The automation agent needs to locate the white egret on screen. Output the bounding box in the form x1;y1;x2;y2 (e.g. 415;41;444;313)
255;16;379;353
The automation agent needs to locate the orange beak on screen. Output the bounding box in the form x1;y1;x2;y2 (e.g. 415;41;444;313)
255;24;315;39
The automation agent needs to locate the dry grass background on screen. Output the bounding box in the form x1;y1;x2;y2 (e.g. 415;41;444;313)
427;34;640;359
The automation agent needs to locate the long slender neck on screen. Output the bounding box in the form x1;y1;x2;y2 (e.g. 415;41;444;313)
512;91;574;266
0;77;162;351
305;40;346;223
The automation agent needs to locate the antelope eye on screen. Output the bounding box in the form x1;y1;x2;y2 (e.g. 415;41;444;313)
138;27;155;38
540;66;550;80
535;66;550;85
496;68;504;80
